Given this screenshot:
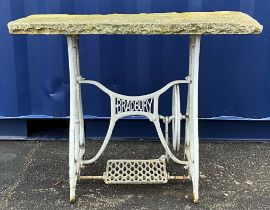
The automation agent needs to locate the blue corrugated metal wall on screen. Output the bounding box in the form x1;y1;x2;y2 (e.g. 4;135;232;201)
1;1;270;139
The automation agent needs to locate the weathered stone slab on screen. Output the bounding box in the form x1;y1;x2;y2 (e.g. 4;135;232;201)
8;12;262;35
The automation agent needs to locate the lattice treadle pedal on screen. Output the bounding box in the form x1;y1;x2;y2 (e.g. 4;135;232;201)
104;159;168;184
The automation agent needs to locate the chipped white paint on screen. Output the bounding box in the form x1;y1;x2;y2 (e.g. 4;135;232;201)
67;34;201;204
67;35;85;204
115;98;153;114
79;79;189;165
104;158;168;184
66;34;200;203
186;35;201;203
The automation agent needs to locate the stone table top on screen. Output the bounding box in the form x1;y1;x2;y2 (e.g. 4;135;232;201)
8;11;262;35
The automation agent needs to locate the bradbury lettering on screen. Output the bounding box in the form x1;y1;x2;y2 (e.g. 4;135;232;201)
115;98;153;114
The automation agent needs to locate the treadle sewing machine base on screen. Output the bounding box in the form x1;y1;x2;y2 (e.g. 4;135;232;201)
8;12;262;204
67;34;199;203
67;35;200;203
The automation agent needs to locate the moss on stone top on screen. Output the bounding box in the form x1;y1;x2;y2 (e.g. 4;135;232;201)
8;11;263;35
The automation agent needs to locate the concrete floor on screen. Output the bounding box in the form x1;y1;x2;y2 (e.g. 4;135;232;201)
0;140;269;210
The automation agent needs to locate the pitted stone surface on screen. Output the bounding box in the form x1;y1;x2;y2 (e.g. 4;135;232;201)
8;11;262;35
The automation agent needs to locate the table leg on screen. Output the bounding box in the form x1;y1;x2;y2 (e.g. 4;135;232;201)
185;35;201;203
67;35;85;203
75;39;86;161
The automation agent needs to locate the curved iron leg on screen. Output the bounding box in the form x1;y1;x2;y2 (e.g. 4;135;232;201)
82;118;117;164
153;120;187;165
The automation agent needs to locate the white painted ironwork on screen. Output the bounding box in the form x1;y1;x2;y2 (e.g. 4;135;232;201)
172;84;181;152
67;34;201;204
104;158;168;184
164;116;169;160
115;98;153;114
185;35;201;203
79;79;188;165
67;35;85;204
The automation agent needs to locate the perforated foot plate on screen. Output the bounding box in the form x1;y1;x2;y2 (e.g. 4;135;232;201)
104;159;168;184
